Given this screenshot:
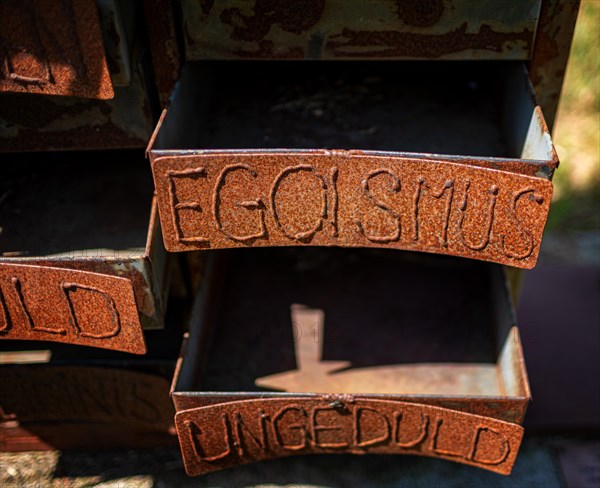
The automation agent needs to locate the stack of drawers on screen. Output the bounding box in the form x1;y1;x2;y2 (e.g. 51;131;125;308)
0;0;579;478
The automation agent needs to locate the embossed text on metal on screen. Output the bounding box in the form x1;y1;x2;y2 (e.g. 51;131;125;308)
0;263;146;354
0;0;113;98
152;152;552;268
176;398;524;476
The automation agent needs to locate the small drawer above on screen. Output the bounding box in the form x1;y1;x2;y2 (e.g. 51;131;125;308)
172;248;530;476
149;61;556;268
0;152;170;354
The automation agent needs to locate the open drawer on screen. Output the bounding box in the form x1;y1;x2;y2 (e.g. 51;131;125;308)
149;61;556;268
172;248;531;476
0;151;170;354
0;325;181;451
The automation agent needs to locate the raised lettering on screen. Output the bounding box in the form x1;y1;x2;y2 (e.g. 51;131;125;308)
310;406;348;448
500;188;544;259
413;177;454;246
187;417;233;462
213;164;267;242
458;182;498;251
0;286;11;334
353;407;390;448
167;168;209;244
393;411;429;448
271;165;328;242
61;282;120;339
233;410;269;456
467;425;511;465
12;277;66;335
356;169;401;243
430;418;465;458
272;405;308;451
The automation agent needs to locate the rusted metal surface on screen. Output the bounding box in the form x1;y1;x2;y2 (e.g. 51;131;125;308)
181;0;541;60
529;0;580;130
0;365;177;451
149;61;558;268
0;263;145;354
144;0;182;106
0;48;154;152
0;153;170;346
0;0;114;99
151;152;552;268
97;0;133;87
176;397;524;476
171;250;530;475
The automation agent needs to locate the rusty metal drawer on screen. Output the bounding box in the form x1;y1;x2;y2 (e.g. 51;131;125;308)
0;326;181;451
0;0;155;152
171;248;530;476
149;61;556;268
0;152;170;354
180;0;541;61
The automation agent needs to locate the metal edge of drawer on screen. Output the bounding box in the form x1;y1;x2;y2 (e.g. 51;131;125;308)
169;252;530;476
148;61;557;269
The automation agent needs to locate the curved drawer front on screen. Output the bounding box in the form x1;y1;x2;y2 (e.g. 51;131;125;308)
176;397;524;476
0;263;145;354
152;152;551;268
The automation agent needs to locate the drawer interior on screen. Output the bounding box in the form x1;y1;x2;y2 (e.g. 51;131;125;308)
0;150;153;257
154;61;555;171
177;248;528;399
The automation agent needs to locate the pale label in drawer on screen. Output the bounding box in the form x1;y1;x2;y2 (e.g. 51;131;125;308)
152;152;552;268
175;398;524;476
0;263;145;354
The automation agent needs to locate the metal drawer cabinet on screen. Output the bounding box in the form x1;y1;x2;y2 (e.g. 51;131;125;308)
0;0;155;152
0;152;170;354
148;61;556;269
0;326;181;451
171;249;530;476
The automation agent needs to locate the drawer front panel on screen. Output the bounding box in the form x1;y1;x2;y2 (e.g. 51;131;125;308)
176;397;524;476
152;152;552;268
0;263;146;354
0;0;113;99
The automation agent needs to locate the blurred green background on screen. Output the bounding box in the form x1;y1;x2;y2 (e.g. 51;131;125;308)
548;0;600;232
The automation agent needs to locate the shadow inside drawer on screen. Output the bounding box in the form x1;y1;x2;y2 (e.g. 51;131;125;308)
167;61;513;158
0;150;153;256
198;248;500;394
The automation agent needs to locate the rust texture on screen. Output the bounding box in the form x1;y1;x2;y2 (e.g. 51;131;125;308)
181;0;539;60
151;152;552;268
175;398;524;476
0;263;146;354
0;47;153;152
0;0;114;99
144;0;182;106
529;0;580;130
0;365;176;451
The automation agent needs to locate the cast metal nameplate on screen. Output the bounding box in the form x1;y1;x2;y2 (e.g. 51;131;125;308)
0;263;145;354
176;397;524;476
152;152;552;268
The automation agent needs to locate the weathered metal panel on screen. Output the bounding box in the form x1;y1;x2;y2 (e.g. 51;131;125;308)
144;0;182;106
0;60;153;151
529;0;581;130
176;397;524;476
171;249;530;476
0;0;114;99
0;150;170;342
151;152;552;268
0;364;177;451
182;0;541;60
0;263;145;354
